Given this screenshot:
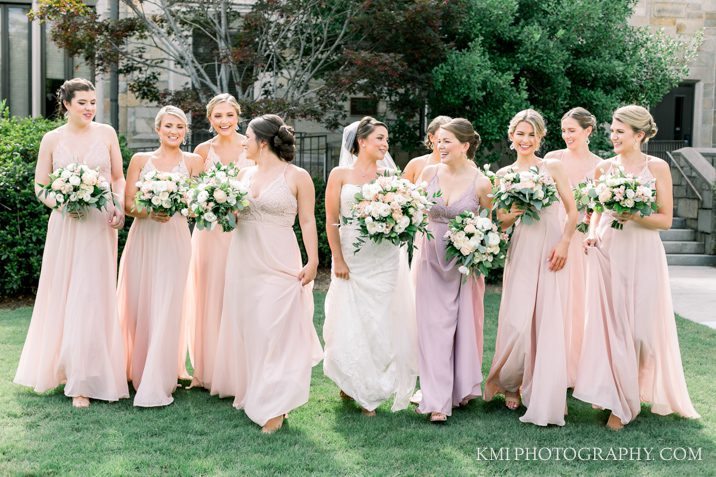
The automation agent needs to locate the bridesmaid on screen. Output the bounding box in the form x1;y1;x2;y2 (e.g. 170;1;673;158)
402;115;452;183
184;94;254;390
210;114;322;434
14;78;129;407
544;107;600;387
574;105;700;429
484;109;577;426
414;118;492;423
323;117;419;416
118;106;203;407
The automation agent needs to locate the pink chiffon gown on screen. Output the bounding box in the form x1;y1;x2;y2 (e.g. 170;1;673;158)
210;165;322;426
484;167;570;426
183;143;253;389
14;140;129;401
573;160;700;424
415;172;485;416
117;157;192;407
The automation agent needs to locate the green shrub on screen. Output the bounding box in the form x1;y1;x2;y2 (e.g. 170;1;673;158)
294;176;331;268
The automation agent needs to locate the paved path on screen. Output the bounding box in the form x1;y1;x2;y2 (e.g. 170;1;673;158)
669;266;716;329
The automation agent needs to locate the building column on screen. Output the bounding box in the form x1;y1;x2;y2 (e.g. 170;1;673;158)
31;0;41;117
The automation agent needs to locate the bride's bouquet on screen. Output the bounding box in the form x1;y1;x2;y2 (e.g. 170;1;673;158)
185;162;249;232
592;166;657;230
134;170;188;217
346;173;435;253
493;166;558;224
573;180;596;233
445;210;509;278
38;163;112;215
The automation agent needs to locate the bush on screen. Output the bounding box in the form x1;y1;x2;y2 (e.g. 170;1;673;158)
294;176;331;268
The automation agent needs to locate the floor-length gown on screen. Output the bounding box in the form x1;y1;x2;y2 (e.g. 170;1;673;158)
14;140;129;401
210;166;322;426
484;167;569;426
323;184;418;412
573;160;700;424
415;173;485;416
183;144;253;389
117;157;192;407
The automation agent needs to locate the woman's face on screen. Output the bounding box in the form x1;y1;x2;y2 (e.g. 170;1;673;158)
244;126;262;161
509;121;540;156
436;128;468;164
156;114;187;148
358;126;389;161
209;102;239;137
561;117;591;151
610;119;643;155
64;90;96;125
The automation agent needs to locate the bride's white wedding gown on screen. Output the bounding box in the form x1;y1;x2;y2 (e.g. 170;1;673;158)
323;184;419;412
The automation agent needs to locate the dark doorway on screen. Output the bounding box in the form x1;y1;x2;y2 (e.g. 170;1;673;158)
651;82;695;146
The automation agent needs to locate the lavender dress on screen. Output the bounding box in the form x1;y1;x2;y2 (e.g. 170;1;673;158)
415;171;485;416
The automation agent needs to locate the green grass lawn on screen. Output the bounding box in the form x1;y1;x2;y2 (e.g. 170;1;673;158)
1;292;714;476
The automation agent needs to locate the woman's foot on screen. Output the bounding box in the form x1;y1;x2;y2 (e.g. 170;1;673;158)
361;407;376;417
606;413;624;431
459;397;473;407
261;415;285;434
409;389;422;405
592;404;604;411
504;391;520;410
430;412;447;423
339;390;354;401
72;396;90;408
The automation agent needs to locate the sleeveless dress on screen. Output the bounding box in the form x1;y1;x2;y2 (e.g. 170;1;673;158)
210;166;322;426
117;156;192;407
414;172;485;416
183;142;253;389
323;184;418;412
14;139;129;401
573;159;700;424
484;165;570;426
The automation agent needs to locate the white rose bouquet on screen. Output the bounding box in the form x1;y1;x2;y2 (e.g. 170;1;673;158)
186;162;250;232
346;172;436;253
445;210;509;278
573;180;596;233
38;163;112;215
493;166;558;224
134;170;188;217
592;166;657;230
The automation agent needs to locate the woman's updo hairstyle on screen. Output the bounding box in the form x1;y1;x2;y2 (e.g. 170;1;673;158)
206;93;241;119
424;115;452;149
248;114;296;162
440;118;481;160
154;105;189;131
613;105;658;144
57;78;95;117
562;107;597;132
508;109;547;139
351;116;388;155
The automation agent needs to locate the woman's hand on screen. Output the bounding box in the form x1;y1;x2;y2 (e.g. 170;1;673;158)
583;235;598;253
149;211;171;223
298;261;318;286
106;202;125;229
548;239;569;271
509;203;525;217
333;258;350;280
67;209;86;220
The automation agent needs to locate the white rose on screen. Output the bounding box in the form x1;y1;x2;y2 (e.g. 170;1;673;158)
394;215;410;233
213;189;228;203
464;224;477;234
197;190;209;204
56;194;64;203
69;175;81;186
458;265;470;276
51;178;64;190
204;212;217;222
151;196;162;206
61;170;72;180
487;232;500;246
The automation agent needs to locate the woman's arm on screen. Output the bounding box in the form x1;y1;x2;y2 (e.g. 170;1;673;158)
124;153;150;219
325;167;349;279
34;132;59;209
106;125;126;229
295;168;319;285
546;159;577;271
628;159;673;230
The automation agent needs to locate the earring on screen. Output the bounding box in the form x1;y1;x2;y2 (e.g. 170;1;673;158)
509;143;515;150
586;138;590;145
182;137;187;146
209;126;215;134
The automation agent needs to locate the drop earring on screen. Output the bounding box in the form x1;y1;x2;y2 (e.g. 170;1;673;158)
509;143;515;150
586;138;590;145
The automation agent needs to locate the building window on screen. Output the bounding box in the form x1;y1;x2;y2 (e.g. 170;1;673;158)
1;4;31;116
350;97;378;116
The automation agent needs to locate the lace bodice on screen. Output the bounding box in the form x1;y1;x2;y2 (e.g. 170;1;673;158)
206;140;255;170
241;167;297;227
426;173;481;224
140;154;189;178
53;139;111;181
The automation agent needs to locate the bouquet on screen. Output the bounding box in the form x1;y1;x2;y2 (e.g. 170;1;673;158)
346;172;436;253
445;210;509;278
38;163;112;215
185;162;250;232
134;170;188;217
493;166;558;224
592;166;657;230
573;180;596;233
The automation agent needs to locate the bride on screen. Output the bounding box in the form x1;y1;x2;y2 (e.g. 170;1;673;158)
322;117;418;415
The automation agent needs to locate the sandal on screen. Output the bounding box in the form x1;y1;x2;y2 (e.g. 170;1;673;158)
430;412;447;423
72;396;90;409
606;413;624;431
504;391;521;410
339;390;354;401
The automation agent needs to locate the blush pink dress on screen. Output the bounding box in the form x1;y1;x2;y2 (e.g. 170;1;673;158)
210;165;322;426
14;139;129;401
117;156;192;407
183;142;253;389
484;165;570;426
573;159;700;424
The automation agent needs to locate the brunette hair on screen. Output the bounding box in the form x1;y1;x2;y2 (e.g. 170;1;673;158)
424;115;452;149
562;107;597;132
57;78;95;117
248;114;296;162
351;116;388;155
440;118;481;159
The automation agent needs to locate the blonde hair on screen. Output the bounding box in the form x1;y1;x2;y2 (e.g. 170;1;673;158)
154;105;189;130
508;109;547;139
424;115;452;149
206;93;241;119
613;105;658;144
562;107;596;132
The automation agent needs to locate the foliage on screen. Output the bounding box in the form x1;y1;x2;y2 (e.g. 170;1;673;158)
430;0;702;162
294;176;331;268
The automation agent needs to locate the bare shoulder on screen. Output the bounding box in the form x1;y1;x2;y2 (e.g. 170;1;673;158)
327;165;350;181
236;165;255;180
543;149;566;160
495;164;514;176
193;141;211;157
128;151;151;170
475;174;492;194
406;154;429;167
420;164;439;181
94;122;118;137
40;126;63;147
288;163;313;182
646;156;670;174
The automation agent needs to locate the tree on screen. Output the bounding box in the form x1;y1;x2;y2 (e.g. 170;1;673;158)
430;0;701;162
